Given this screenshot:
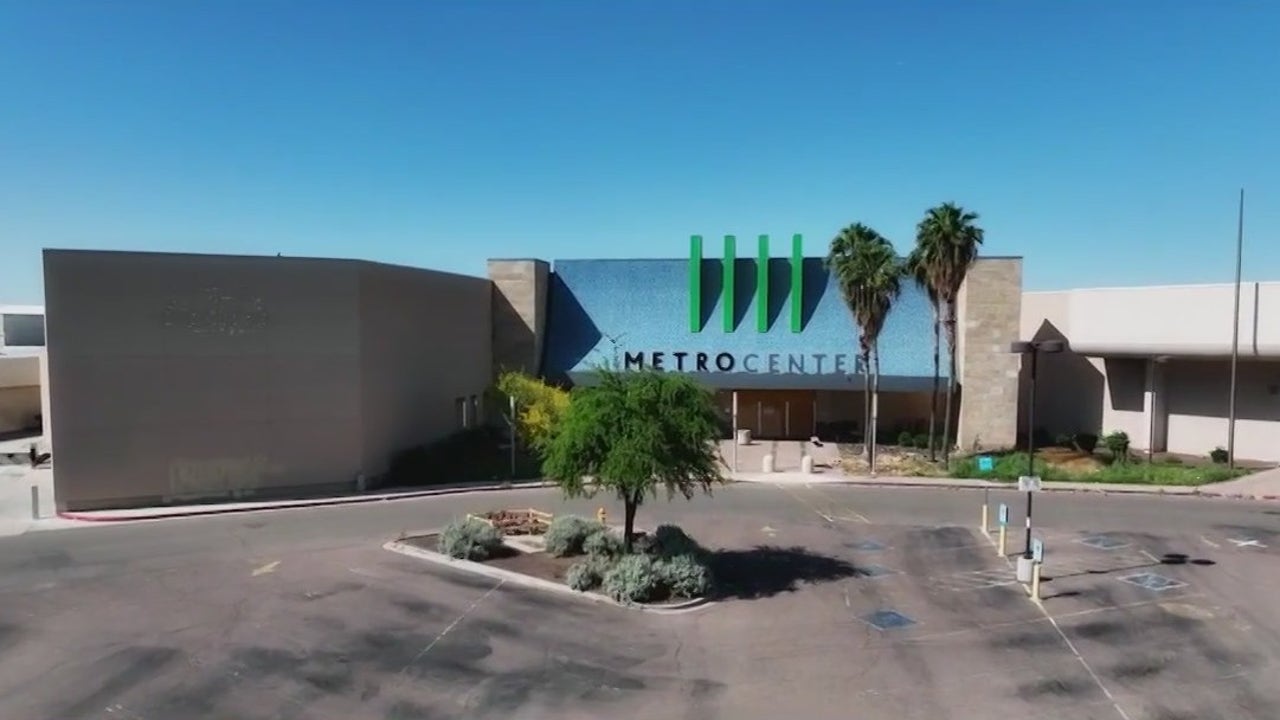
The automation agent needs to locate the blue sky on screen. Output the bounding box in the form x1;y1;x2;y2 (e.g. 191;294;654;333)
2;1;1277;303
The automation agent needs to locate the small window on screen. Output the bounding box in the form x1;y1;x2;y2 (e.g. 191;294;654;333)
456;397;467;429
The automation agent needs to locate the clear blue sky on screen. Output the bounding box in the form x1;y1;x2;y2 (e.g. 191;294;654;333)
2;1;1277;303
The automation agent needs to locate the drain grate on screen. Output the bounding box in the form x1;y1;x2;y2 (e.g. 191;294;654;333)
861;610;916;631
855;564;897;579
1119;572;1187;592
1077;534;1131;551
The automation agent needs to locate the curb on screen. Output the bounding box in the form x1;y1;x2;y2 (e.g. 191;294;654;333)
55;481;557;523
384;539;714;615
735;477;1277;501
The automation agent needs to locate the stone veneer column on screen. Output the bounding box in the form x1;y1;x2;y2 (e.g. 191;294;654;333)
956;257;1023;452
488;259;550;377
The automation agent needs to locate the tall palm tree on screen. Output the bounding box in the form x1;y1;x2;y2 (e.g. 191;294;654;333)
827;224;903;474
914;203;985;465
906;248;942;462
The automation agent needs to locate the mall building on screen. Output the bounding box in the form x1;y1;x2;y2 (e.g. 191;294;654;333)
34;237;1278;510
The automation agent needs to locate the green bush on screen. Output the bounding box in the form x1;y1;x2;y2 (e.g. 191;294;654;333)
656;553;712;598
651;524;703;559
583;529;624;558
1102;431;1131;463
601;553;662;603
897;430;914;447
496;371;571;453
387;426;540;486
1210;447;1229;464
544;515;601;557
950;453;1070;482
566;557;610;591
437;518;504;560
913;433;931;449
1073;433;1099;454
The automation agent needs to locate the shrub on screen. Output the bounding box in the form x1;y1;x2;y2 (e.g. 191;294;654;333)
1054;432;1074;448
651;524;703;559
566;557;610;592
496;371;571;453
913;433;930;449
544;515;601;557
1073;433;1099;454
437;518;504;560
601;553;662;603
1102;431;1131;463
897;430;914;447
656;553;712;598
1210;447;1229;464
583;529;624;558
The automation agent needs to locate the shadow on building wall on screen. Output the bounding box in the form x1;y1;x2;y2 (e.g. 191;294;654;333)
1104;357;1146;413
1164;359;1280;422
1019;319;1104;438
538;273;601;382
732;258;755;330
801;258;828;330
699;259;724;331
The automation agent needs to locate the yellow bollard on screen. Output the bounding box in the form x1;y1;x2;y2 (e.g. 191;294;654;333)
998;526;1007;556
597;507;607;524
1030;562;1043;604
981;504;990;536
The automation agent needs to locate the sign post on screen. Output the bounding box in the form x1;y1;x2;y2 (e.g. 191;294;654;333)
1016;476;1042;582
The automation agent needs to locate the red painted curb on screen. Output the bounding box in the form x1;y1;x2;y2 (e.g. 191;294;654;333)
55;481;555;523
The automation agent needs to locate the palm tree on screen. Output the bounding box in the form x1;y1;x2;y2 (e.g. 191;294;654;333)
914;203;985;465
827;223;903;474
905;248;942;462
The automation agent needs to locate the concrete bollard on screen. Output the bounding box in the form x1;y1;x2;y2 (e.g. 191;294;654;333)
762;454;775;473
997;525;1007;557
800;455;814;474
31;485;40;520
981;503;990;537
1029;562;1043;604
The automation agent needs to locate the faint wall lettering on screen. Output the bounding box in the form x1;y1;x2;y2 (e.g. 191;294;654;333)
162;287;268;336
169;455;275;497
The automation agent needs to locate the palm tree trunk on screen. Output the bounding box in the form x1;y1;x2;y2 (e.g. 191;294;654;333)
861;349;872;463
942;301;957;465
871;344;881;475
929;307;940;462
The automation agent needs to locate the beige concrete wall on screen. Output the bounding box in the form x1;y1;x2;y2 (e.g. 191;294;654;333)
1162;359;1280;462
956;258;1022;452
45;250;365;510
1017;292;1108;439
0;386;40;433
358;262;492;478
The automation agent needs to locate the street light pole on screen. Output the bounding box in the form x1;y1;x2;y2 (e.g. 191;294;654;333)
1010;339;1064;564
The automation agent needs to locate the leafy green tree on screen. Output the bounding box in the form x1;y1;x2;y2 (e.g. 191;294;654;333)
914;203;984;464
905;248;942;461
542;369;725;553
827;223;903;472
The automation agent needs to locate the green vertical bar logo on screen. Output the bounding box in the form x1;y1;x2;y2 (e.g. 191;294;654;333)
756;235;769;332
722;235;736;333
689;235;703;333
790;234;803;332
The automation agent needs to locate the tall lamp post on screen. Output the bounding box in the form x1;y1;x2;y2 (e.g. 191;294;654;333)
1010;339;1065;576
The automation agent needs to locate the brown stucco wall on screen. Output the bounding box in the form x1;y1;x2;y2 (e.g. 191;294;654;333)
358;262;492;478
45;249;492;511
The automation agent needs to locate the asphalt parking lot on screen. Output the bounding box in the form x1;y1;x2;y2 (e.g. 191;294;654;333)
0;484;1276;720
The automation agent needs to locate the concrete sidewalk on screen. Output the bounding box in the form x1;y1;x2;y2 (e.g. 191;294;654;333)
52;479;556;523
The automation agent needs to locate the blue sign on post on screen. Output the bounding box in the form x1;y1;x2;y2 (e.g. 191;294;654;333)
998;504;1009;527
978;456;994;472
1032;538;1044;563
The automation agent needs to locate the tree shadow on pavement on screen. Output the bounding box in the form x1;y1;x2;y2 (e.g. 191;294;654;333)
707;545;859;600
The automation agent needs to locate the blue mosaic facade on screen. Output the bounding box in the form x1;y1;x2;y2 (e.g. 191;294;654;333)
542;255;945;390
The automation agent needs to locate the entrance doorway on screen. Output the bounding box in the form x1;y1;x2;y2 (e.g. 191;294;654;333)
732;390;817;440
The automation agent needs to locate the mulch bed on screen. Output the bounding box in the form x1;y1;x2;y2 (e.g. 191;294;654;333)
474;509;551;536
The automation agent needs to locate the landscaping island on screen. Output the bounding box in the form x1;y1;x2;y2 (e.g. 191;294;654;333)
399;509;714;608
